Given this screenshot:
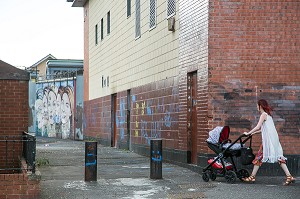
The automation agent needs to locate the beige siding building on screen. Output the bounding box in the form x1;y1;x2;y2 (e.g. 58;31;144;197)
88;0;179;99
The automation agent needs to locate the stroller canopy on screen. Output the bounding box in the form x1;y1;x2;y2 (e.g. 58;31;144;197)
207;126;230;144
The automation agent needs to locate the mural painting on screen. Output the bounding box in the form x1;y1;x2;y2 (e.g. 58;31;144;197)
35;80;74;139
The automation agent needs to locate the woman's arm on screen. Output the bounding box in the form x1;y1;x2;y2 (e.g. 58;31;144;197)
243;113;266;135
251;130;261;135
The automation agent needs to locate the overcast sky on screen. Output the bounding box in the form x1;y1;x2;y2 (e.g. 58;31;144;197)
0;0;83;68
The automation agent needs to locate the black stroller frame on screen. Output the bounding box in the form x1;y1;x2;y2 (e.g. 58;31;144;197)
202;126;253;183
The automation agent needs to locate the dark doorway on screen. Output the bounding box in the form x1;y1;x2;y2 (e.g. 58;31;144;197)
187;72;197;164
127;89;131;150
111;94;117;147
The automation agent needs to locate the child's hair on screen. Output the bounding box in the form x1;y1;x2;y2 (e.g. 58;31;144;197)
257;99;273;116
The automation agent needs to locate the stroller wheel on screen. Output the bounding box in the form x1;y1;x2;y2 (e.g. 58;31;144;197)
209;170;217;181
225;170;237;184
237;169;249;181
202;172;210;182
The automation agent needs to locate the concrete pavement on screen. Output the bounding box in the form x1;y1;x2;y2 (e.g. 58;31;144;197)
36;137;299;199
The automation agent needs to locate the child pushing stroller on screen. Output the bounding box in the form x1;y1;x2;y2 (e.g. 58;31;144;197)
202;126;254;183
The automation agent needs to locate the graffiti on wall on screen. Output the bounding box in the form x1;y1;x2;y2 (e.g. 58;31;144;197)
35;81;74;138
131;90;179;145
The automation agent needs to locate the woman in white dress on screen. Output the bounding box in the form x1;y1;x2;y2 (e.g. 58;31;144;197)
242;99;295;186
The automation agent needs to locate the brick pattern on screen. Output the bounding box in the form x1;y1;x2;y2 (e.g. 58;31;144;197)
178;0;209;154
208;0;300;155
131;78;179;149
84;95;111;141
0;160;40;199
0;80;29;171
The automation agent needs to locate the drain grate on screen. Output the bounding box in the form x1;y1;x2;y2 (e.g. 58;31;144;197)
178;183;216;189
168;192;206;199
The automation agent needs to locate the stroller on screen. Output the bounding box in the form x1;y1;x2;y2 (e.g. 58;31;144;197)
202;126;253;183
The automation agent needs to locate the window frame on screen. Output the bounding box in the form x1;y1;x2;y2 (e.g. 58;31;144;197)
101;18;104;40
149;0;157;30
107;11;111;35
166;0;176;19
127;0;131;17
95;24;98;45
135;0;141;39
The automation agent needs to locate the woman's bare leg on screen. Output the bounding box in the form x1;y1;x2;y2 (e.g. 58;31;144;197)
251;165;260;176
280;163;291;176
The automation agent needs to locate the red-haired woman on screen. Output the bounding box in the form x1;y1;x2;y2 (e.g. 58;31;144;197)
242;99;295;186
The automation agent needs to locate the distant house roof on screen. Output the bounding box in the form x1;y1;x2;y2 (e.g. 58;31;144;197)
0;60;29;80
29;54;56;69
47;59;83;69
67;0;88;7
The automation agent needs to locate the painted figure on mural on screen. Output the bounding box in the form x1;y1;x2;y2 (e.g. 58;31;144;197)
35;96;44;136
47;87;57;137
61;86;74;139
35;82;74;139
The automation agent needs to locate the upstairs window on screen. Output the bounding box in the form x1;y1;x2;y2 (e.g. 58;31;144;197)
101;18;104;40
149;0;157;30
135;0;141;39
107;11;111;35
127;0;131;17
95;24;98;45
166;0;176;18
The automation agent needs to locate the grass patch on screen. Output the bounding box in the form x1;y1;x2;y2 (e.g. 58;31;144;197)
36;157;50;167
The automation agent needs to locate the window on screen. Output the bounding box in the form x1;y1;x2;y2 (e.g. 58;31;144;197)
95;24;98;45
149;0;156;30
101;18;104;40
135;0;141;39
127;0;131;17
166;0;176;18
107;11;110;35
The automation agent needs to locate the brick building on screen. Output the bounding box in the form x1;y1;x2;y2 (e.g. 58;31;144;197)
69;0;300;175
0;60;40;198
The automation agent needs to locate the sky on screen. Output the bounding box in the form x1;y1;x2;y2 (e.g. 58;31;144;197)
0;0;84;68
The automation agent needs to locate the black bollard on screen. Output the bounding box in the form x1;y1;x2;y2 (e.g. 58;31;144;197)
85;141;97;181
150;139;162;179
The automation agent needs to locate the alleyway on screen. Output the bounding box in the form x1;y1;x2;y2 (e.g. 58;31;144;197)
36;137;299;199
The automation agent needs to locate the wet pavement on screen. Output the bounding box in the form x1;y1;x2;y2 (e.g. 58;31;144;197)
36;137;300;199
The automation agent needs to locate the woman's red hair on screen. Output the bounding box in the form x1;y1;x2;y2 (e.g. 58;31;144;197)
258;99;273;116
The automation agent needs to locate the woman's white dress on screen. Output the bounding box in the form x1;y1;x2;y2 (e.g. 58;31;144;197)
261;112;286;163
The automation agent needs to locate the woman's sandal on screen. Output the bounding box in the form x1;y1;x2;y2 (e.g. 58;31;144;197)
283;175;296;186
242;175;255;183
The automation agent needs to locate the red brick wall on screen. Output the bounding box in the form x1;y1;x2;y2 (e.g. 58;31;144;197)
84;78;179;151
131;79;179;149
0;80;29;171
84;95;111;142
0;160;40;199
178;0;209;156
208;0;300;154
